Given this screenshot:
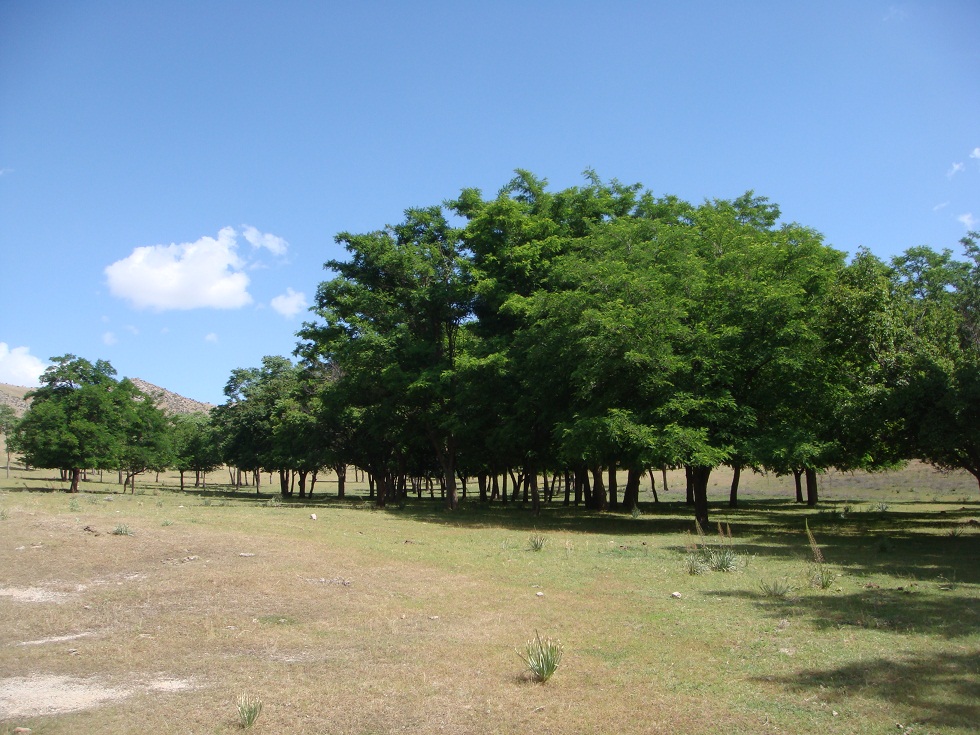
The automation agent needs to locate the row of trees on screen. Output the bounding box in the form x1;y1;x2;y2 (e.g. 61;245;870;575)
8;173;978;524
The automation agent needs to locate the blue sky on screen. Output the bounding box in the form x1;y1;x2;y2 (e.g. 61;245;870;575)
1;1;977;404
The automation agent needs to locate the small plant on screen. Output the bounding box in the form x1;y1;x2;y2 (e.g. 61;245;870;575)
946;524;963;538
874;501;889;514
808;565;837;589
527;533;547;552
630;506;642;519
0;508;8;521
69;498;80;512
805;521;836;588
236;691;263;729
266;496;283;508
162;519;174;527
518;631;563;683
202;497;213;507
759;578;793;598
111;523;134;536
156;499;164;508
685;521;742;573
709;545;741;572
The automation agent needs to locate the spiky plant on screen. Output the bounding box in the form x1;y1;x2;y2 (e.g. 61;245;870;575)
237;692;263;728
518;631;563;683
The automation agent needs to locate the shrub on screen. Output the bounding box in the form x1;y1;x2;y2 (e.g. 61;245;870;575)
518;631;563;683
685;522;742;574
111;523;134;536
527;534;547;552
759;578;793;598
236;692;263;729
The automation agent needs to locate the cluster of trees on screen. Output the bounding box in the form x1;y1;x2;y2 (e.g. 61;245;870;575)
9;355;222;492
291;172;980;523
8;173;978;524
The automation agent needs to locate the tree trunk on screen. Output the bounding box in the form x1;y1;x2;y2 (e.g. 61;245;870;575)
793;469;804;503
279;469;290;497
805;467;818;507
685;465;694;505
179;470;185;492
647;468;660;503
530;468;540;515
478;474;488;502
298;470;308;498
608;465;618;509
729;465;741;508
335;464;346;498
69;467;81;493
623;467;641;511
690;465;711;527
589;466;607;510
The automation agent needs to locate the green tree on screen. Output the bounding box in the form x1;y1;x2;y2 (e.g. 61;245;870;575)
0;404;18;478
889;237;980;488
14;355;125;492
299;205;472;509
170;412;222;491
116;379;172;493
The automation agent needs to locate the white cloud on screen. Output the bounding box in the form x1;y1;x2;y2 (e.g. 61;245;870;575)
270;287;308;318
125;325;139;336
0;167;13;177
102;332;118;346
0;343;49;387
204;332;219;343
970;148;980;160
933;202;950;212
243;225;289;256
958;213;976;229
947;162;965;178
105;227;253;311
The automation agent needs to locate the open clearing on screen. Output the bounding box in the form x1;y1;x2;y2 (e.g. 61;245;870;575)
0;465;977;734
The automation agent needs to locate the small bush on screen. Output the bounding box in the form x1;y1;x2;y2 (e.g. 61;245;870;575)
0;508;7;521
809;565;837;589
69;499;80;512
946;525;963;538
112;523;134;536
527;534;547;552
759;578;793;598
685;553;708;575
266;496;283;508
518;631;563;683
237;692;263;729
162;519;174;527
708;546;740;572
874;501;889;514
685;522;742;574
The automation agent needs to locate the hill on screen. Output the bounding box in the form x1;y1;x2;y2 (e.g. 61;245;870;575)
0;379;214;418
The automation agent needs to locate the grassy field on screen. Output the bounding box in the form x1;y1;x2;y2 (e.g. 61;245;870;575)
0;464;977;734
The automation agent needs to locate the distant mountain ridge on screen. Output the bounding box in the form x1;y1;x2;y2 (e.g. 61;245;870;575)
0;379;214;417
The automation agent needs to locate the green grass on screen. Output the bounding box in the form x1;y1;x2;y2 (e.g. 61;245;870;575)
0;462;976;733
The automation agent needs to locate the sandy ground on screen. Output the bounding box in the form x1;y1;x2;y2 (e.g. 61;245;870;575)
0;674;196;718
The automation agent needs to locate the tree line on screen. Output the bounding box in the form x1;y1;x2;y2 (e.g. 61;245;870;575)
8;172;979;524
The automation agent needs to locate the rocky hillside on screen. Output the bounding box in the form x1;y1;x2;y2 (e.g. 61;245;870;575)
0;383;31;417
128;378;215;415
0;379;214;418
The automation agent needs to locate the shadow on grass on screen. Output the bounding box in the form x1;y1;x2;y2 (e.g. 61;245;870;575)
757;650;980;730
711;583;980;638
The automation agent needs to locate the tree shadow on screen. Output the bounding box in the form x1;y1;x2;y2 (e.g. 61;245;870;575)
756;650;980;730
711;584;980;638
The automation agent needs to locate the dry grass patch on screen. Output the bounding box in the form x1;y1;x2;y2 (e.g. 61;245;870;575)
0;469;978;733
